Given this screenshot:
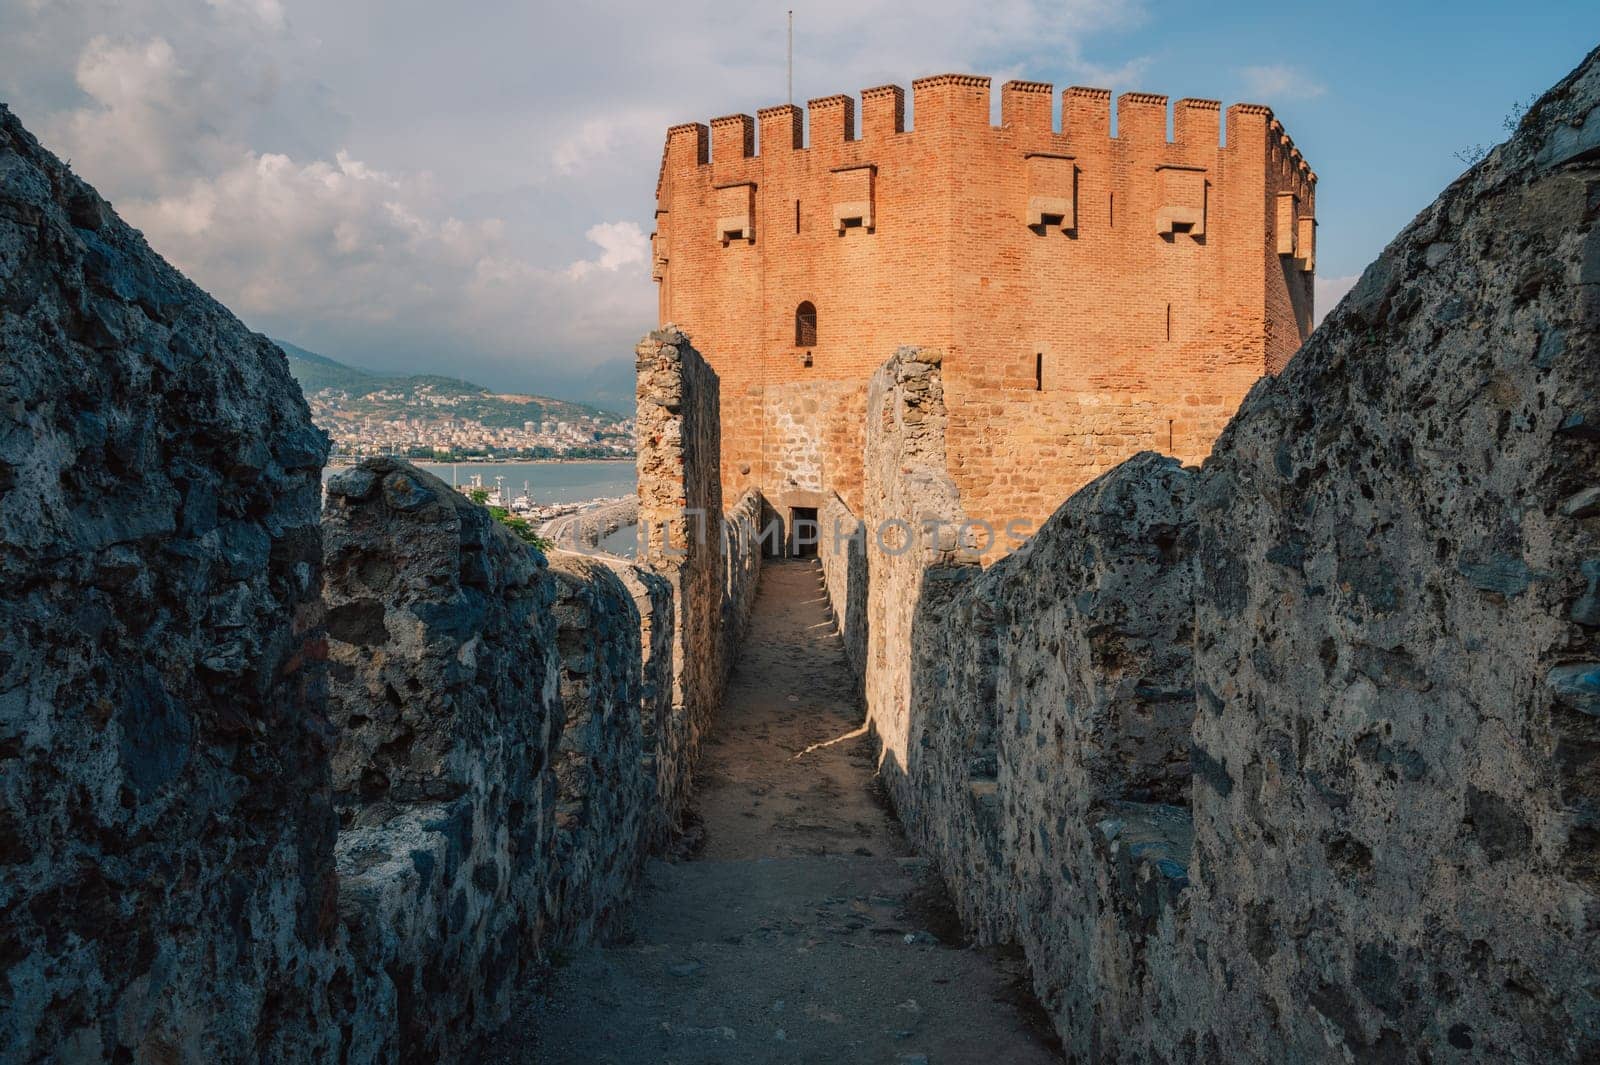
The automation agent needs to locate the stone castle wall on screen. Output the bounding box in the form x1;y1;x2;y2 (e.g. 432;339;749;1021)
655;76;1316;550
320;461;687;1060
322;460;561;1061
8;36;1600;1065
858;346;974;777
636;327;763;804
1175;48;1600;1059
819;492;868;678
827;47;1600;1062
0;104;340;1061
318;327;769;1056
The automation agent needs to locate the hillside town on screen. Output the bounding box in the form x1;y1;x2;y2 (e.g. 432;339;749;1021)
305;386;636;461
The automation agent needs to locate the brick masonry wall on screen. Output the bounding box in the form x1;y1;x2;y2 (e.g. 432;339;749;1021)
946;384;1240;562
829;48;1600;1060
655;77;1316;548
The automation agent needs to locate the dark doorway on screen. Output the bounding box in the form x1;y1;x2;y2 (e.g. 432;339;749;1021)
790;507;819;557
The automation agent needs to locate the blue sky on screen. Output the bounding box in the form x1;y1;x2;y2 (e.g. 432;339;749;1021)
0;1;1593;401
1127;3;1594;300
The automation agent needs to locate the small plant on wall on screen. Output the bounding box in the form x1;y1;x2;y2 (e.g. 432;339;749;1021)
466;487;553;551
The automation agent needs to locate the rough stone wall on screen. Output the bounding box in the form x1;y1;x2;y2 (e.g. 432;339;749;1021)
0;101;759;1064
638;327;723;750
720;488;763;667
546;551;657;948
762;379;868;514
656;78;1315;542
935;454;1199;1052
636;328;763;793
860;347;975;777
597;559;679;844
819;492;868;678
840;49;1600;1060
321;460;688;1060
1176;47;1600;1063
0;105;338;1061
322;459;559;1062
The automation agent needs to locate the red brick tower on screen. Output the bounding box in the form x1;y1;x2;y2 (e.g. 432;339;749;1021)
653;75;1317;551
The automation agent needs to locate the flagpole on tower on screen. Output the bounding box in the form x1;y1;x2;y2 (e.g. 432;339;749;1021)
787;10;793;106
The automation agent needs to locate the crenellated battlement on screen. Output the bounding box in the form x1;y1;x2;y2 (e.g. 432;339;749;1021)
710;113;754;163
1002;79;1053;132
757;103;802;153
657;121;708;197
807;93;856;144
655;73;1318;181
1174;98;1220;146
861;84;906;139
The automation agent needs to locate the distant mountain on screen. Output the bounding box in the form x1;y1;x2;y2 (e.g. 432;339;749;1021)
274;339;384;395
571;356;640;415
273;340;624;427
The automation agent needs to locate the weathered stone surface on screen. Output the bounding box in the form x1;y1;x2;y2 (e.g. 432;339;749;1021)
1179;45;1600;1063
819;492;867;678
852;402;1198;1030
1;103;767;1063
0;105;336;1059
636;327;763;826
322;459;691;1060
322;457;559;1061
546;551;659;947
860;346;975;783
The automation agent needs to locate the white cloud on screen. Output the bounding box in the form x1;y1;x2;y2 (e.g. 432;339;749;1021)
567;222;650;279
122;138;653;363
0;0;1161;396
54;36;216;195
1314;274;1360;326
552;118;623;176
203;0;285;30
551;112;669;177
1239;64;1326;102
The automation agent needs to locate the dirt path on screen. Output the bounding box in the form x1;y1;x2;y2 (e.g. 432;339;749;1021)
521;559;1062;1064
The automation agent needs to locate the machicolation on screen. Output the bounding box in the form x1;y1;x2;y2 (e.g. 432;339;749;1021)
654;74;1318;558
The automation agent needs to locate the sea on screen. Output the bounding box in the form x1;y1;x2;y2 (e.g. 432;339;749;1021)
322;459;641;556
323;459;636;504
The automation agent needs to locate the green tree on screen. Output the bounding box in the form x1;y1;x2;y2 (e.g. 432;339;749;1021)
465;488;552;551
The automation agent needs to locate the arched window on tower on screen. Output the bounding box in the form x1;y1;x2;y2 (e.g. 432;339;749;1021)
795;301;817;348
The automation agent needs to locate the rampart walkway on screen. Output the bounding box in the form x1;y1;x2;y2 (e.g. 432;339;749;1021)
520;559;1061;1064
